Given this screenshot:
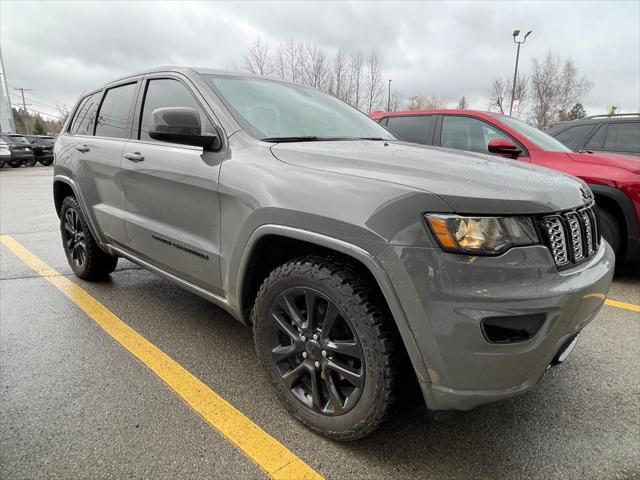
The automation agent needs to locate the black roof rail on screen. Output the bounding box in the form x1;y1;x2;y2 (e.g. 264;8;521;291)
587;113;640;119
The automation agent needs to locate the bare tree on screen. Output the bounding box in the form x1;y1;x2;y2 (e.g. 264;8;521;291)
530;52;592;129
300;41;331;91
457;96;468;109
488;76;527;116
347;52;364;109
389;89;404;111
365;49;384;113
243;38;270;76
405;94;445;110
332;49;348;101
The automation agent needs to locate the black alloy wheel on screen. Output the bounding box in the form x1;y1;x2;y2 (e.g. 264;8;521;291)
268;287;365;416
62;207;87;269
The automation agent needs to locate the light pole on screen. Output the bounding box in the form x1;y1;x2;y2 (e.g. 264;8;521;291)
509;29;531;116
387;79;392;112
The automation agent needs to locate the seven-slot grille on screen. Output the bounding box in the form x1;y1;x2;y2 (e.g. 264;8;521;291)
540;203;600;268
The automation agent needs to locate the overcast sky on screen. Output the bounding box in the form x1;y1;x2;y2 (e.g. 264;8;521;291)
1;0;638;119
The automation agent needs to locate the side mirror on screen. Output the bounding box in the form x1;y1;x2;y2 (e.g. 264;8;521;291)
488;138;521;157
149;107;220;150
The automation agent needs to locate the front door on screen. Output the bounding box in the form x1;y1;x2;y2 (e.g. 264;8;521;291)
120;76;223;292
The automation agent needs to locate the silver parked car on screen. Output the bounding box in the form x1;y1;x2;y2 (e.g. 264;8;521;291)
53;67;614;440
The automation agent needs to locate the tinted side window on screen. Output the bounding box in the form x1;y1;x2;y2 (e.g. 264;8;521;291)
553;124;595;150
71;93;101;136
441;116;507;154
95;83;137;139
604;122;640;153
139;79;208;141
585;124;606;150
385;115;433;144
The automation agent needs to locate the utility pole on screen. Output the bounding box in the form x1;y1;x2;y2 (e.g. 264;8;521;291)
509;30;531;116
387;79;392;112
14;87;32;134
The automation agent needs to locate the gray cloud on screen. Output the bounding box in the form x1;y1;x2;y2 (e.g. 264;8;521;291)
1;0;638;117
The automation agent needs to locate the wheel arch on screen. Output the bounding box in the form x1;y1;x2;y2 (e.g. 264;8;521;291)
236;225;431;385
53;175;104;245
589;184;638;256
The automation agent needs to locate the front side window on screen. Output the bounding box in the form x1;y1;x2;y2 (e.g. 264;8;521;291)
201;74;395;142
71;92;102;136
441;116;507;154
497;114;571;152
8;135;30;145
553;124;595;150
95;83;137;139
139;78;209;141
604;122;640;153
385;115;434;144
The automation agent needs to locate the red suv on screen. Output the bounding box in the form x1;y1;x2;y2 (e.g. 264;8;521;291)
372;109;640;262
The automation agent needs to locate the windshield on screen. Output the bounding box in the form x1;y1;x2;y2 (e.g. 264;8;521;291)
201;74;395;142
497;115;571;152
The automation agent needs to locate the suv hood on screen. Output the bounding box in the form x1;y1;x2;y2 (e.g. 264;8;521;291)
271;141;589;214
568;151;640;174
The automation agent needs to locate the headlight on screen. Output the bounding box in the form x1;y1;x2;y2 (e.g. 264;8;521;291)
0;147;10;154
425;214;538;255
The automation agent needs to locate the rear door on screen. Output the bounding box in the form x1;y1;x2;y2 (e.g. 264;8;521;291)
65;83;137;245
384;115;436;145
120;74;224;292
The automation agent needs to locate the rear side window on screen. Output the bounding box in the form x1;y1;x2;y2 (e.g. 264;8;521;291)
604;122;640;153
71;93;102;136
139;78;208;141
553;124;595;150
385;115;434;144
95;83;137;139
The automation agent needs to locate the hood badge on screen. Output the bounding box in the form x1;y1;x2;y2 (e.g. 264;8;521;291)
580;187;593;203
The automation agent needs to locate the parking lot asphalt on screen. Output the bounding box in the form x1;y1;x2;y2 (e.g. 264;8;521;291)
1;166;639;480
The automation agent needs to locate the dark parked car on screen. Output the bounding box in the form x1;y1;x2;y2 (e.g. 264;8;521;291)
24;135;55;166
0;133;36;167
546;114;640;157
0;139;11;167
53;67;614;440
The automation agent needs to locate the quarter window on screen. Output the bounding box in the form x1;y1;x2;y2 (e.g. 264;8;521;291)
95;83;137;139
385;116;434;144
441;116;509;154
139;79;208;141
603;122;640;153
71;92;102;136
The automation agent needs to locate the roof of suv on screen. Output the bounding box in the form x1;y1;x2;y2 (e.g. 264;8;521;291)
547;114;640;131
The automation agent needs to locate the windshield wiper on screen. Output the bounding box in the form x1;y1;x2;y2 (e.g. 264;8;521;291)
261;136;323;143
261;136;389;143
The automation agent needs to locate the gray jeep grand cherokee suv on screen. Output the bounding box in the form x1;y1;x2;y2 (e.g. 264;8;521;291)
54;67;614;440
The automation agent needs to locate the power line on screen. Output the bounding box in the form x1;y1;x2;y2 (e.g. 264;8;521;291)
7;82;72;109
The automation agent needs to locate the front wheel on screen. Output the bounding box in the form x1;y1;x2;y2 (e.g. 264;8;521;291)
252;256;396;441
60;196;118;280
8;160;22;168
39;158;53;166
23;157;37;167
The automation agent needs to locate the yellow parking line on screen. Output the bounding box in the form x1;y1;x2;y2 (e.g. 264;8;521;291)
0;235;323;480
605;299;640;313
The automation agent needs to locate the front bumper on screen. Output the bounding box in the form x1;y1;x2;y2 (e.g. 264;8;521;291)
376;241;615;411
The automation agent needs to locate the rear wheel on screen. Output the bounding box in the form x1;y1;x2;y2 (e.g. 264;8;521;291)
8;160;22;168
598;208;621;257
23;157;37;167
60;196;118;280
252;256;396;441
39;158;53;166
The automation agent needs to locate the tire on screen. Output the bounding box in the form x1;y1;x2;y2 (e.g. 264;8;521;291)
60;196;118;280
598;208;621;257
252;256;396;441
39;158;53;166
23;157;37;167
8;161;22;168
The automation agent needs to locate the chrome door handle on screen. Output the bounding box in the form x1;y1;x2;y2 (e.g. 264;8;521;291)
124;152;144;162
75;145;90;153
